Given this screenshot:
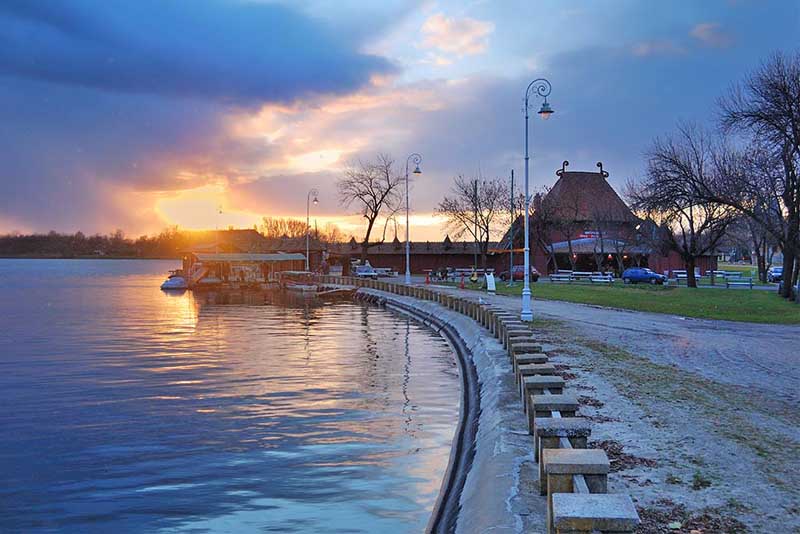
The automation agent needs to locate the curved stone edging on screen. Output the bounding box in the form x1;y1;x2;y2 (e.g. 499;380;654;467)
354;288;534;534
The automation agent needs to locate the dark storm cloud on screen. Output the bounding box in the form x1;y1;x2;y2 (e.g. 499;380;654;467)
0;0;392;232
0;0;392;104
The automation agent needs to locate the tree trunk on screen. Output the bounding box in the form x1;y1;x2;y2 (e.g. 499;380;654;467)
567;240;576;270
755;248;766;283
782;248;796;298
686;256;698;288
615;254;625;275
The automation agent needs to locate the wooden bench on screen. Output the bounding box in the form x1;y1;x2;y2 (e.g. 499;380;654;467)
550;274;572;283
589;275;613;284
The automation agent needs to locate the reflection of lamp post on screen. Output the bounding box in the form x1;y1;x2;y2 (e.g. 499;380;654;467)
306;189;319;271
405;153;422;285
521;78;554;322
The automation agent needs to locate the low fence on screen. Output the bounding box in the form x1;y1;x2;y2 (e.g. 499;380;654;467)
314;275;642;533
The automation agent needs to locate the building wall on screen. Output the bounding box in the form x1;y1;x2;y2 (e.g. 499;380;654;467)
362;252;500;273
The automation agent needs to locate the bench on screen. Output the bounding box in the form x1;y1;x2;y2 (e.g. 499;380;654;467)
726;277;754;289
534;385;640;533
476;308;639;533
589;275;613;284
550;274;572;283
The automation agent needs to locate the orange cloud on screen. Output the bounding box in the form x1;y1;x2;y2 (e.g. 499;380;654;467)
421;13;494;57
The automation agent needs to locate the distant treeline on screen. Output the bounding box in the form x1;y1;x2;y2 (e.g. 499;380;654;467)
0;219;351;259
0;227;198;259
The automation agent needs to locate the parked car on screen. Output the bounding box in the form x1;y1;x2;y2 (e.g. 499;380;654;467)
767;266;783;283
353;264;379;279
498;265;540;282
622;267;667;285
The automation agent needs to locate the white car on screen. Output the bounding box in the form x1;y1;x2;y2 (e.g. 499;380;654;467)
354;265;379;279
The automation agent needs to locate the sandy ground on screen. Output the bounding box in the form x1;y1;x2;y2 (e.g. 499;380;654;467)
437;287;800;533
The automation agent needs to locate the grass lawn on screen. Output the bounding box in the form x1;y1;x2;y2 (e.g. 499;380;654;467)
447;281;800;324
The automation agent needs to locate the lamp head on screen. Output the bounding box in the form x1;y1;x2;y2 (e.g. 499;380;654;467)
413;165;422;174
537;100;554;120
313;196;319;205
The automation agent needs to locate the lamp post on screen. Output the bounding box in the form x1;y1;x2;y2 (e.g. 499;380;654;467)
521;78;554;322
306;188;319;271
405;153;422;285
508;170;515;287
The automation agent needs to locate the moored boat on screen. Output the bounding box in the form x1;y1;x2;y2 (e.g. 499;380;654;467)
160;270;188;290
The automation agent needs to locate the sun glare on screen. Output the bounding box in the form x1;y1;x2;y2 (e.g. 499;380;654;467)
154;184;261;230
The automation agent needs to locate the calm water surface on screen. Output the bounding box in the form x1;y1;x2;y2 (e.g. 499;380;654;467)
0;259;460;533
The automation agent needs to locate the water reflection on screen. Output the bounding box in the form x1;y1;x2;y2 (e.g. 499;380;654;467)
0;260;460;533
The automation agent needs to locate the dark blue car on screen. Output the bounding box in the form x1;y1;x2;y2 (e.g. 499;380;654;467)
622;267;667;285
767;266;783;283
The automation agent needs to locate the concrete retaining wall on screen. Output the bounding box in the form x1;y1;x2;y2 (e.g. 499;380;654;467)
317;276;642;533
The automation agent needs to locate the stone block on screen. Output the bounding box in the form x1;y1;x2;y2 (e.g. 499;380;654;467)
551;493;640;533
531;393;579;413
543;449;610;506
544;447;609;475
511;342;543;356
534;417;591;459
515;353;548;373
517;363;556;394
522;376;564;411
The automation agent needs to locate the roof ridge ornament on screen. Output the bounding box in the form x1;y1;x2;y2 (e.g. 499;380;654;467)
597;161;609;178
556;160;569;176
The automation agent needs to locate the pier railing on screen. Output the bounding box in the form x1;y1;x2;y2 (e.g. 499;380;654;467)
315;275;641;533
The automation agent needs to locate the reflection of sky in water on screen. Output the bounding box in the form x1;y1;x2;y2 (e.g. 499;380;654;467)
0;260;460;533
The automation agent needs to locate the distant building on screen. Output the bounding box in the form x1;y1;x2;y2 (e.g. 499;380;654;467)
327;235;501;273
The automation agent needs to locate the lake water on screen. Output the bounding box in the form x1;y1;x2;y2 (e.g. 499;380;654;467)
0;259;460;533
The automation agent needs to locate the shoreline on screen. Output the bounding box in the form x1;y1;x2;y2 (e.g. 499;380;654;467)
0;255;179;260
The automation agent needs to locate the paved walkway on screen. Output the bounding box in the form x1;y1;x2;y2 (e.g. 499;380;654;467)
434;286;800;404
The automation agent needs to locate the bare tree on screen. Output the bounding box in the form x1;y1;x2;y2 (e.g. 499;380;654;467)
628;124;738;288
551;187;584;271
337;153;402;263
259;217;307;239
437;175;509;271
531;189;561;273
590;204;625;274
319;222;346;244
718;51;800;297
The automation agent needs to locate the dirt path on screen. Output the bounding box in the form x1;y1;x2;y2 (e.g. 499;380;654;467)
438;288;800;532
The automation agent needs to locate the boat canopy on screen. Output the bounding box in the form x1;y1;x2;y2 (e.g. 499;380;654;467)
194;252;306;262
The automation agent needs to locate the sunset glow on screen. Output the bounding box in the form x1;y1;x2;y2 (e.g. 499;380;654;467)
1;1;797;243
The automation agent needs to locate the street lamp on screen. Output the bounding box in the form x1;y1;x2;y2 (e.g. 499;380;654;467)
405;153;422;285
521;78;554;322
306;188;319;271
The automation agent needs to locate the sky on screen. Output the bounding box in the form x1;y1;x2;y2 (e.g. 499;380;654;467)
1;0;798;241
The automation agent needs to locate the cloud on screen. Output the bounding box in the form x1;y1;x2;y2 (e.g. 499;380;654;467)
420;13;494;57
0;0;395;234
0;0;392;104
690;22;734;48
631;40;686;57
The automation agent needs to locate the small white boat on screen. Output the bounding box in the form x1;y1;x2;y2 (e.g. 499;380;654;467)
285;282;318;293
160;270;188;290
